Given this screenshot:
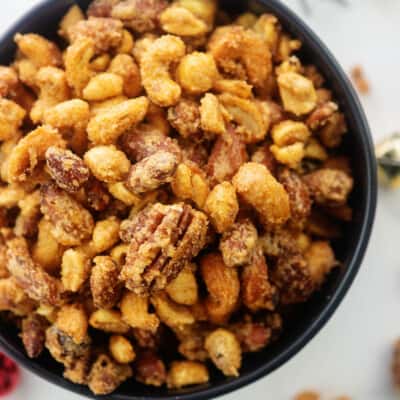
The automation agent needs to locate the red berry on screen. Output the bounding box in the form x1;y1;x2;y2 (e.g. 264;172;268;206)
0;353;20;396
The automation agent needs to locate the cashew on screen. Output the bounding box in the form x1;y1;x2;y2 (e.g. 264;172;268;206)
141;35;186;107
82;73;123;101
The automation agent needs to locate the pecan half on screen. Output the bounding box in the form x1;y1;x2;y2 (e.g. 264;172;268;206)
120;202;208;294
21;313;48;358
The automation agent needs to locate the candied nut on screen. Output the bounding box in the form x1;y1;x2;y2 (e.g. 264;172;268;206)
56;304;88;344
90;53;111;72
132;327;163;350
275;34;301;63
306;209;341;239
200;93;225;135
0;66;19;97
88;354;132;395
304;241;337;286
13;58;37;89
294;391;320;400
160;6;208;36
91;256;121;309
125;150;179;194
208;25;271;88
304;138;328;161
108;182;140;206
120;291;160;331
6;237;62;305
319;112;347;148
40;183;94;246
271;253;314;304
7;125;66;183
14;33;62;68
0;277;35;315
87;0;119;17
271;120;310;147
251;143;277;175
219;219;258;267
120;203;208;294
43;99;90;156
306;101;338;131
179;138;208;168
233;162;290;226
171;162;209;208
167;361;209;389
205;328;241;377
109;335;136;364
58;5;85;40
177;52;218;95
277;71;317;116
213;79;253;99
87;97;149;144
141;35;186;107
393;339;400;389
21;313;47;358
200;253;240;324
83;73;123;101
0;99;26;141
110;243;129;266
46;146;89;192
30;67;70;124
166;265;198;306
135;351;167;387
111;0;168;33
61;248;91;292
242;247;277;312
89;309;130;333
303;168;353;207
351;65;370;94
68;17;123;54
167;98;200;139
0;185;25;208
91;217;120;254
108;54;142;98
278;168;311;227
204;182;239;234
151;292;194;328
219;93;268;144
84;145;130;183
32;218;64;274
177;324;209;361
14;190;41;238
270;142;305;169
206;126;248;186
117;29;135;54
65;37;96;96
84;177;111;212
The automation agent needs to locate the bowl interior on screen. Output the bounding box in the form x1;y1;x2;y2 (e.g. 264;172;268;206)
0;0;377;399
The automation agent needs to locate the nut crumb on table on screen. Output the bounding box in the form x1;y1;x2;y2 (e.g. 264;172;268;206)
350;65;370;94
0;0;354;395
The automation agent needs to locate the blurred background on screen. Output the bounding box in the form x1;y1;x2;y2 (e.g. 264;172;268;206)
1;0;400;399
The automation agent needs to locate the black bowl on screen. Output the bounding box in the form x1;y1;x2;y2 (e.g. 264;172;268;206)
0;0;377;399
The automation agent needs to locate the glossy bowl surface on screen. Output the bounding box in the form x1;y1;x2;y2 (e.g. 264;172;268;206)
0;1;377;399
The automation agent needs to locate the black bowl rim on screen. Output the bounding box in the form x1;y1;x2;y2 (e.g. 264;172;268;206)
0;0;377;399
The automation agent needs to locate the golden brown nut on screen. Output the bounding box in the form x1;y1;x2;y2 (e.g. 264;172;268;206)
87;97;149;144
0;99;26;141
46;146;89;192
58;5;85;39
233;162;290;226
84;145;131;183
61;247;91;292
167;361;209;389
56;304;88;344
120;291;160;332
167;98;200;139
200;93;225;135
160;6;208;36
270;142;305;169
200;253;240;324
21;313;47;358
89;309;130;333
206;126;248;186
241;247;277;312
250;143;277;176
125;150;179;194
271;120;310;147
204;182;239;234
83;73;124;101
141;35;186;107
219;219;258;267
171;162;209;208
88;354;132;395
135;351;167;387
91;216;120;253
303;168;353;207
90;256;121;309
40;183;94;246
176;52;218;95
208;25;271;88
319;111;347;148
6;125;66;183
213;79;253;99
204;328;241;377
68;17;123;54
109;335;136;364
166;265;198;306
0;277;35;315
14;190;41;238
6;237;62;306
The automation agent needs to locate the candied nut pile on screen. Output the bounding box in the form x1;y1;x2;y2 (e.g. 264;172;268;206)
0;0;354;395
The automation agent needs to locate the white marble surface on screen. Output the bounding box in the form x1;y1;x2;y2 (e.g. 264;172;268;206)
1;0;400;399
